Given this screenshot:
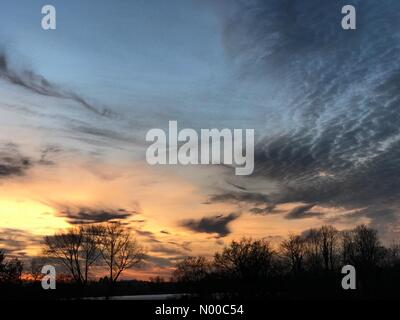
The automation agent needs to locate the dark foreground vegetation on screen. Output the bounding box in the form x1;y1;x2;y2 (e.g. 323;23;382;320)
1;224;400;300
173;224;400;300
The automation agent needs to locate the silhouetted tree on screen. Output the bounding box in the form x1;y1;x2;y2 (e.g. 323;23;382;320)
303;228;323;271
80;225;103;283
341;225;384;270
0;250;23;283
43;225;102;284
319;225;339;271
281;234;306;273
44;228;83;283
299;226;340;272
98;222;145;283
214;238;275;281
383;241;400;268
173;256;211;283
30;257;47;281
150;276;165;283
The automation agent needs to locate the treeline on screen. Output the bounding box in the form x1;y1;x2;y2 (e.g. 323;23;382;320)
2;223;400;299
173;225;400;299
0;222;147;299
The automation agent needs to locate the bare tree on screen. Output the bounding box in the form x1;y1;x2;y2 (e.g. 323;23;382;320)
43;223;144;284
281;234;306;273
80;225;102;283
43;228;83;283
98;222;145;283
303;228;322;271
341;224;383;270
301;226;339;271
43;225;102;284
173;256;211;283
384;241;400;268
319;225;339;271
214;238;275;280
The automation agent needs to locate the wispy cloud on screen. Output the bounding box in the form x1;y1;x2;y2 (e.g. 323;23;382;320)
0;52;113;117
0;228;41;256
207;191;270;206
216;0;400;237
285;203;322;220
0;143;32;178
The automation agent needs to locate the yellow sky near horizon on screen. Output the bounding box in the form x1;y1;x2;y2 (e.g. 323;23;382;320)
0;152;371;280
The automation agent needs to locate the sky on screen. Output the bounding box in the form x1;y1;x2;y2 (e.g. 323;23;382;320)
0;0;400;280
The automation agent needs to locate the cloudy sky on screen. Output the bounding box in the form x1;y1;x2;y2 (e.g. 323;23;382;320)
0;0;399;279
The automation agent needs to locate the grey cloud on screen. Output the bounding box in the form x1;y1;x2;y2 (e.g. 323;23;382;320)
0;228;41;256
136;230;192;254
0;144;32;177
285;203;322;220
181;213;240;237
38;145;61;166
225;181;247;191
207;191;278;215
208;191;270;206
216;0;400;237
0;143;63;178
70;125;140;146
150;244;187;256
249;207;268;215
56;206;136;225
167;241;192;253
136;230;162;243
249;206;281;215
0;52;113;117
142;255;185;269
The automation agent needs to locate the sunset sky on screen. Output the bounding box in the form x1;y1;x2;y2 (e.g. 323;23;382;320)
1;0;400;279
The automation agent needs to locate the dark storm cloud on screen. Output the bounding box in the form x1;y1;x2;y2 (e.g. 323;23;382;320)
56;206;136;225
217;0;400;235
0;52;112;117
181;213;240;237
